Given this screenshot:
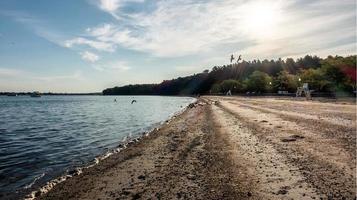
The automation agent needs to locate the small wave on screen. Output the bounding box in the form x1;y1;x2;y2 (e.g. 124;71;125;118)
24;173;45;189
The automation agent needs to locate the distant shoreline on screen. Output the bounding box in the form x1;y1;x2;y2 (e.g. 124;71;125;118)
1;92;355;99
0;92;102;96
0;93;200;98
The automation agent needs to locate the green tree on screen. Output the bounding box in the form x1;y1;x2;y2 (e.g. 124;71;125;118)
245;71;272;92
299;68;330;92
321;57;345;83
320;55;355;92
284;58;297;73
220;79;242;93
210;83;221;94
273;71;299;92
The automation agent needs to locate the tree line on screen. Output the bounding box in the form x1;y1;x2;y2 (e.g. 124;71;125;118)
102;55;356;96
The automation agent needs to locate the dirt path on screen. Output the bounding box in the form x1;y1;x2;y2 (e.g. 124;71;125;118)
34;96;356;200
211;104;319;199
206;96;356;199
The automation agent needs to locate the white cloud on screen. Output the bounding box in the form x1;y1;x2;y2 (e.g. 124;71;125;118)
80;51;100;63
86;23;115;37
99;0;121;12
84;0;356;59
64;37;115;52
89;0;272;57
97;0;146;19
92;61;131;71
3;0;355;65
7;0;354;75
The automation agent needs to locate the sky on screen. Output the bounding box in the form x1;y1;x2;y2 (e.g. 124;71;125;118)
0;0;356;93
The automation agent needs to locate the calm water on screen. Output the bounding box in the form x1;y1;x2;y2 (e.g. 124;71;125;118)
0;95;194;197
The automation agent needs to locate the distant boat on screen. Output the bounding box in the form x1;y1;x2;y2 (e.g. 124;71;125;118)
30;91;41;97
7;93;17;96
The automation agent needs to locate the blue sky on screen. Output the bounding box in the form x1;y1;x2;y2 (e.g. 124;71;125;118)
0;0;356;92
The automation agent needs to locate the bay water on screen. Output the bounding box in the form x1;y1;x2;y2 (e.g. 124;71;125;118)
0;95;195;197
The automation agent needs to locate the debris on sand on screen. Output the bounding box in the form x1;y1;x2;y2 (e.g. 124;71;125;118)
276;189;288;195
188;103;195;108
281;135;305;142
137;175;146;180
290;134;305;139
188;101;206;108
275;186;291;195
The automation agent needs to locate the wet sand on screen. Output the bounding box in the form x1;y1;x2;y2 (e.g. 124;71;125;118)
34;96;356;199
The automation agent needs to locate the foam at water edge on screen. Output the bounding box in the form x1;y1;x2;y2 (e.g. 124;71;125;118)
24;173;45;189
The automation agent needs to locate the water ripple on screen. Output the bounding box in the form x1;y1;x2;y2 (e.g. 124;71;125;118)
0;95;194;197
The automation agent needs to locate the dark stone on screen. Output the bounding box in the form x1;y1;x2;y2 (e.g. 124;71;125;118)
132;193;141;200
276;189;288;195
281;134;305;142
290;134;305;139
68;168;80;176
281;138;297;142
35;191;41;197
138;175;146;180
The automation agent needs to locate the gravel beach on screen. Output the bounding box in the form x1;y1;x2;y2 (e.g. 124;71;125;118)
34;96;356;200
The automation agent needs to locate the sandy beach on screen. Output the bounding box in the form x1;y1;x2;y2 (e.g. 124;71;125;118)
34;96;356;200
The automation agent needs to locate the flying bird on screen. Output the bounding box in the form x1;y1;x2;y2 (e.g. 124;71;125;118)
237;55;242;63
230;54;235;63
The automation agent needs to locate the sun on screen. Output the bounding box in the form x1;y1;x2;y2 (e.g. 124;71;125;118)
246;5;277;28
241;2;282;38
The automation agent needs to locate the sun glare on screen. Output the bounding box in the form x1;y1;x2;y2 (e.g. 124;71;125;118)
241;2;281;38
